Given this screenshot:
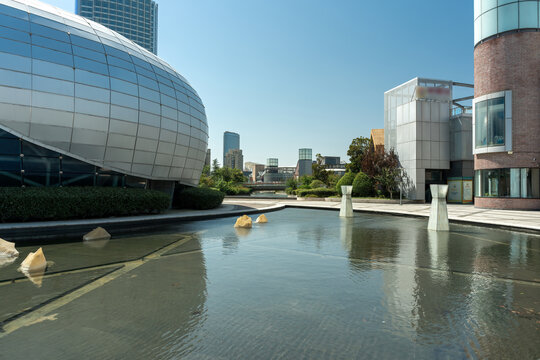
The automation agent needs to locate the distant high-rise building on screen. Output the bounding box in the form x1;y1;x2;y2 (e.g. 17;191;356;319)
76;0;158;54
224;149;243;170
204;149;211;168
296;148;313;178
223;132;240;166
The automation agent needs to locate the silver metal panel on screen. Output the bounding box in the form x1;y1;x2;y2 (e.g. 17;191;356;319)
0;0;208;183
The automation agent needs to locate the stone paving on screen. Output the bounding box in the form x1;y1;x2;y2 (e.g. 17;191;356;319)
224;198;540;232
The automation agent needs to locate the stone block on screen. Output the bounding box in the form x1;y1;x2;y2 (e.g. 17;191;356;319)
0;238;19;257
83;227;111;241
428;184;449;231
340;186;353;218
255;214;268;223
20;247;47;272
234;215;252;228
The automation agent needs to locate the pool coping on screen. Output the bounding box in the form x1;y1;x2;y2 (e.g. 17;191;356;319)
0;204;285;242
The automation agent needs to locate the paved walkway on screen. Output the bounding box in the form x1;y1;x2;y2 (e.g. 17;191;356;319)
223;198;540;232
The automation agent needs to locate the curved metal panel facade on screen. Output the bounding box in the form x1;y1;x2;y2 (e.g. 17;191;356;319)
474;0;540;46
0;0;208;186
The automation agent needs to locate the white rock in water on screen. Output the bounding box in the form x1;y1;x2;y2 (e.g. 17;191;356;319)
255;214;268;223
20;247;47;272
234;215;252;228
0;238;19;257
83;227;111;241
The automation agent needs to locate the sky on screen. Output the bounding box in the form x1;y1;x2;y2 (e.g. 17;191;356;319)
46;0;474;166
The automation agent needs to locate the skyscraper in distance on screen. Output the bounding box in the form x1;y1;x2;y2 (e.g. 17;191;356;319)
76;0;158;54
223;131;240;167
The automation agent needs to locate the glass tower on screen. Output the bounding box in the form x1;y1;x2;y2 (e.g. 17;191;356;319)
223;131;240;166
76;0;158;54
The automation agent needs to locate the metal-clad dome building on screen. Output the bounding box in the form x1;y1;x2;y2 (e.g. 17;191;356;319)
0;0;208;189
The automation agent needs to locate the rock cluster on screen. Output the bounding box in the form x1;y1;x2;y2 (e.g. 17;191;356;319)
234;215;252;228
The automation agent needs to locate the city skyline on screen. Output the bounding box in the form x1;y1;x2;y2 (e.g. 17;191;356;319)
44;0;474;166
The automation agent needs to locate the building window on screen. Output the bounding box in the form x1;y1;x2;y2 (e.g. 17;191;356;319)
475;96;505;148
475;168;540;199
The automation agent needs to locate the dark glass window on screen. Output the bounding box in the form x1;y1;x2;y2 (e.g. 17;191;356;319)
475;96;505;148
0;139;21;155
23;156;60;173
476;168;540;199
23;172;60;187
22;141;59;157
0;155;21;170
0;171;22;186
96;174;124;187
61;156;96;173
61;173;95;186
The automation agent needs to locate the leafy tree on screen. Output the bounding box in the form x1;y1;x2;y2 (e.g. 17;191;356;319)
310;179;325;188
299;175;314;186
375;168;400;199
201;164;210;176
346;137;371;173
312;153;329;185
352;171;374;197
213;167;245;183
211;159;220;174
286;177;298;190
335;172;356;196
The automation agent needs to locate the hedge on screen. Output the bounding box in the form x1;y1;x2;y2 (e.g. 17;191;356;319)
173;187;224;210
296;188;337;198
309;180;325;189
335;172;356;196
0;187;170;222
352;171;374;197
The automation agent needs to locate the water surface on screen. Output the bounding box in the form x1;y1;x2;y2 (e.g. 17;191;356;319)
1;208;539;359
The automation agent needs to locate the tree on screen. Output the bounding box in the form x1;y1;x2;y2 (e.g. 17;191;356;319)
211;159;220;174
213;167;245;183
346;137;371;173
312;153;329;185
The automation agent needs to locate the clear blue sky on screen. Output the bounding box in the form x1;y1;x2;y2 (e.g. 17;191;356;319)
46;0;474;166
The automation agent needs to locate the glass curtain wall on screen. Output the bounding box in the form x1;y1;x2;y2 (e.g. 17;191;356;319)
0;128;146;188
475;96;505;148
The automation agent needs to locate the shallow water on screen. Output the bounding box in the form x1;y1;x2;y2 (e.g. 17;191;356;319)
1;208;539;359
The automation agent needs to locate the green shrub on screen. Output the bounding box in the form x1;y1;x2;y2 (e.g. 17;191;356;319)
310;179;325;189
173;187;224;210
335;172;356;195
0;187;170;222
296;188;337;198
285;187;296;195
352;171;374;197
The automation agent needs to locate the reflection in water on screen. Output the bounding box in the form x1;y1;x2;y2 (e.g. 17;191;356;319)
2;209;540;359
18;268;45;287
0;256;16;268
83;238;110;249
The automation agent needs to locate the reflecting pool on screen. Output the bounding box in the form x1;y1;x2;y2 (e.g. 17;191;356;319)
1;208;539;359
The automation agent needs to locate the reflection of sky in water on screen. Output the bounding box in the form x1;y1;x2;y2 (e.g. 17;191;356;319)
1;208;539;359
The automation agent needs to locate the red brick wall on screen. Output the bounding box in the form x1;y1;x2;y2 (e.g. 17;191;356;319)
475;197;540;210
474;32;540;170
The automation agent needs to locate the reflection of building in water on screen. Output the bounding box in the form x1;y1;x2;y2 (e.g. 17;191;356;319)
345;218;540;356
